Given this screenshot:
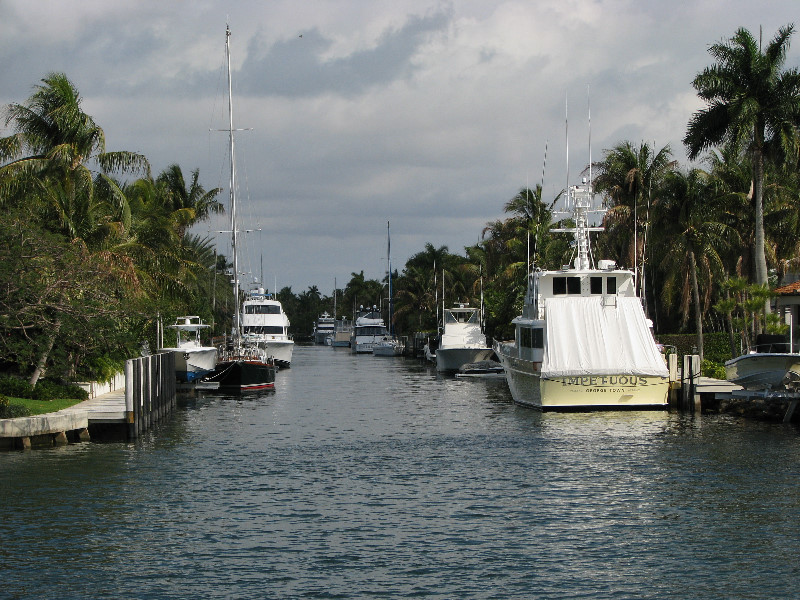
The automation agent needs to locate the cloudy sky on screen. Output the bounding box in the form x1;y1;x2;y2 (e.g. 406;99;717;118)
2;1;798;295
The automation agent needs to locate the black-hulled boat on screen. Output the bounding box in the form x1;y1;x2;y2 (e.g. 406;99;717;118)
204;25;276;392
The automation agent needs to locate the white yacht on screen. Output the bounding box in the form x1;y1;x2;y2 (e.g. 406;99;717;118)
241;288;294;368
350;305;388;353
435;304;493;372
494;179;669;410
158;316;217;383
313;312;335;345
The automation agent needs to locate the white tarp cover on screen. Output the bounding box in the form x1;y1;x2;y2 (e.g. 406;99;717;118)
542;296;669;378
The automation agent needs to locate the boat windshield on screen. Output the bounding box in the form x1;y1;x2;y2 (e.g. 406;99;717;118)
445;310;478;324
243;326;285;335
245;305;282;315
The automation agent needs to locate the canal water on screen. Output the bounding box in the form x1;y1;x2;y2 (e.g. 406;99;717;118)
2;345;799;599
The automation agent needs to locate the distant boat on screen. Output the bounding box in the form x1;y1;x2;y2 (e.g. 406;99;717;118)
158;316;217;383
494;177;669;409
373;336;404;356
313;312;335;345
725;334;800;391
242;288;294;368
456;360;505;378
350;305;388;354
332;318;353;347
204;25;275;392
435;304;494;372
373;221;403;357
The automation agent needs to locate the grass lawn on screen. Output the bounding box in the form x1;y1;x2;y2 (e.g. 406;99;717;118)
4;396;87;416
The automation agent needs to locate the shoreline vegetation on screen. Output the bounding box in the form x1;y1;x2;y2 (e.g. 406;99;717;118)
2;24;800;406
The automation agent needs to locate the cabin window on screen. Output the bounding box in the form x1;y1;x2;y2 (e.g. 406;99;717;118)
245;305;281;315
553;277;567;295
590;276;603;294
606;276;617;295
567;277;581;294
243;325;284;335
520;327;544;349
553;276;582;295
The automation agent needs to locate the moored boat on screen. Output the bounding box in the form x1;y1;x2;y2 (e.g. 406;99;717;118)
313;312;335;345
456;360;505;378
373;337;404;356
242;288;293;368
332;318;353;347
435;304;493;372
350;306;388;353
725;334;800;390
158;316;217;383
494;178;669;410
203;25;275;392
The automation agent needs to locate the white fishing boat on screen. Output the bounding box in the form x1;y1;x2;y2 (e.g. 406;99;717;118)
204;25;275;392
242;288;294;368
350;306;388;353
435;304;493;372
158;316;217;383
313;312;335;345
725;334;800;390
494;178;669;410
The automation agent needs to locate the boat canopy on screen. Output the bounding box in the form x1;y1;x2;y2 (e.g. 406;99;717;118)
542;296;668;378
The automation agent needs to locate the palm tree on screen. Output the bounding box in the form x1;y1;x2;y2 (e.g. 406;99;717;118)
1;73;149;386
654;168;737;362
593;141;675;278
156;164;223;240
684;25;800;292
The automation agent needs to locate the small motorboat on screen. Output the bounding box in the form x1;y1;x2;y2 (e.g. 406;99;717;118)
455;360;505;378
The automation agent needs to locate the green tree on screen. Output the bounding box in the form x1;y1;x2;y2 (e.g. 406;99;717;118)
684;25;800;293
156;164;223;240
654;168;737;362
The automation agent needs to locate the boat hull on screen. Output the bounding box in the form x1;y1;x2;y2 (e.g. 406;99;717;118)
436;347;494;373
161;348;217;383
254;338;293;369
207;359;276;392
497;348;668;410
725;353;800;391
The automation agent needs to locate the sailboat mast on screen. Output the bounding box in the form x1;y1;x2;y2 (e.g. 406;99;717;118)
226;25;240;343
387;221;393;336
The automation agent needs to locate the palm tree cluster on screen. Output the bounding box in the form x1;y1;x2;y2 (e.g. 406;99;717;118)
0;73;227;385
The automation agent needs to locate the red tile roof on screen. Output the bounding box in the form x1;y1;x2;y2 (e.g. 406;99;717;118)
775;280;800;294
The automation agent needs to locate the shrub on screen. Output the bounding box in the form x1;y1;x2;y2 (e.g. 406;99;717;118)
0;376;33;398
702;360;727;379
31;380;88;401
0;394;30;418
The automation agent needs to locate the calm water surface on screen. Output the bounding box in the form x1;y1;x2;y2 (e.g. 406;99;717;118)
2;345;799;599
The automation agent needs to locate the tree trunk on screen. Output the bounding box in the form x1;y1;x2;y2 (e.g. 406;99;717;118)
753;139;770;314
29;318;61;388
688;250;704;364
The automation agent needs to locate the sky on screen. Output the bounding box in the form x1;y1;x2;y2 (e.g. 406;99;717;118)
2;0;799;295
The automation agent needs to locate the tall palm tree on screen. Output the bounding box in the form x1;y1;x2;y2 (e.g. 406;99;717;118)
1;73;149;386
684;24;800;292
655;168;738;362
593;141;675;274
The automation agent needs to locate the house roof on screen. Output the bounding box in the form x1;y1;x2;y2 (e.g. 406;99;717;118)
775;280;800;295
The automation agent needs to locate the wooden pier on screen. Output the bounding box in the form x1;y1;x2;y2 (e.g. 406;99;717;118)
0;353;176;450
